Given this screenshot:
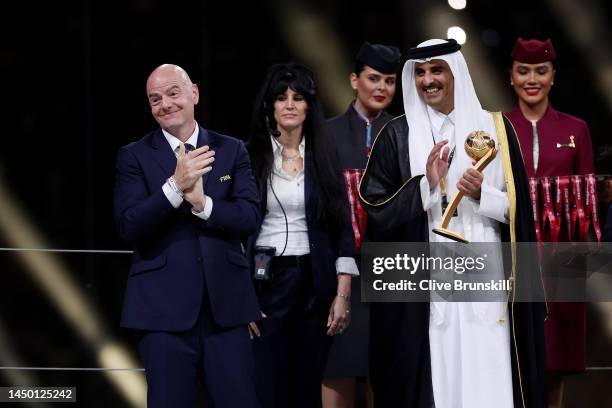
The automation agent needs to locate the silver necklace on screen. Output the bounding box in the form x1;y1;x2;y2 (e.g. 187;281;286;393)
281;152;301;163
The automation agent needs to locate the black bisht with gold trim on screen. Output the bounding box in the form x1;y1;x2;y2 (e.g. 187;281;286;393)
358;113;547;408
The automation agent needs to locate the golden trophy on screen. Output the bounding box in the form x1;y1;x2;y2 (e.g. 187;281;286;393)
432;131;497;243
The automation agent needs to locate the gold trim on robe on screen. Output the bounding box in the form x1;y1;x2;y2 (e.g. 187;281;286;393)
358;114;420;207
492;111;526;408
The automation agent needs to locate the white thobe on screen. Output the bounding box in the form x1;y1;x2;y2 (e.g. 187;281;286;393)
418;108;514;408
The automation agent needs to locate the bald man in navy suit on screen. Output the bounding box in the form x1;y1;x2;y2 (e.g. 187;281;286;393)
114;64;261;407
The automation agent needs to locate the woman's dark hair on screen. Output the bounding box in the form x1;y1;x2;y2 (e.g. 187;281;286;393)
247;63;342;230
353;60;367;76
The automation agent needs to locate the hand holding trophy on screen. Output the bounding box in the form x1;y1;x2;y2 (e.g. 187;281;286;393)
432;131;497;243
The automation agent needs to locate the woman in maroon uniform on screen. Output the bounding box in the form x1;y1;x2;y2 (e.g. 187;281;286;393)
506;37;595;408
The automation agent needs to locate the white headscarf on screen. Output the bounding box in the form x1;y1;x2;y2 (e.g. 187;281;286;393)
403;41;510;327
402;39;502;194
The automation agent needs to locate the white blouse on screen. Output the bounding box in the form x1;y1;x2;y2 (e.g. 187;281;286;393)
256;136;309;256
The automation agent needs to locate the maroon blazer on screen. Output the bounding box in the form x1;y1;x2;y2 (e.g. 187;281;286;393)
506;105;594;177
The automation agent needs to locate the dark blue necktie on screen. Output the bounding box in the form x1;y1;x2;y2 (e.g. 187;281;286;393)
176;143;195;158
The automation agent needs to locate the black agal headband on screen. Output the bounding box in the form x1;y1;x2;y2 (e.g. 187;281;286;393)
405;39;461;60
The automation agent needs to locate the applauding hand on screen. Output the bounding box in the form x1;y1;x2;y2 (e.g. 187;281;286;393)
426;140;450;189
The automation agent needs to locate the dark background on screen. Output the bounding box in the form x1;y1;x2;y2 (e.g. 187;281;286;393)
1;0;610;406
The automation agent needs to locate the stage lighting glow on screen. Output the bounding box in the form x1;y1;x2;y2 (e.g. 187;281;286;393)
98;342;147;407
447;26;467;45
0;179;145;407
280;2;353;114
448;0;466;10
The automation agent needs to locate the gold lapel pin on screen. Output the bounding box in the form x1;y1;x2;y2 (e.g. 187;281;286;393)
556;135;575;148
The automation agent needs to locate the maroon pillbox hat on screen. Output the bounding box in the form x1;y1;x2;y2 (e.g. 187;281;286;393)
511;38;557;63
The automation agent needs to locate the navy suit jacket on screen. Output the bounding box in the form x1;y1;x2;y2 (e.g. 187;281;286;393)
114;125;261;331
248;150;355;309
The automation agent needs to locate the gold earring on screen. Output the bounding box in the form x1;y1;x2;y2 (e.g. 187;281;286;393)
510;81;514;86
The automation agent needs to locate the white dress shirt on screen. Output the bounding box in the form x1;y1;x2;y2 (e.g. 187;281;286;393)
161;123;213;220
256;136;358;276
256;136;309;255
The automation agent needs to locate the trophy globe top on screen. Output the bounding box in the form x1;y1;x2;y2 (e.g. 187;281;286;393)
465;131;495;160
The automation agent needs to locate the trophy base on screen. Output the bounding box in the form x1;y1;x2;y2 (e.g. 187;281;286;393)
432;228;469;243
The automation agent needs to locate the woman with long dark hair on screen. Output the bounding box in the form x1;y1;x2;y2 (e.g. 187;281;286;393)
247;63;358;408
